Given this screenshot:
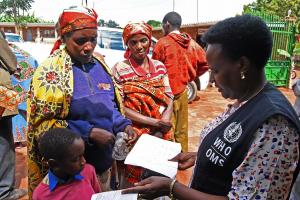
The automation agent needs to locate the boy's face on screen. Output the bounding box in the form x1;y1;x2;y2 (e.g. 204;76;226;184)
55;138;86;177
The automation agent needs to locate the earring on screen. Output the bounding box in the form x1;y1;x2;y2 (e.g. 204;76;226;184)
241;72;245;80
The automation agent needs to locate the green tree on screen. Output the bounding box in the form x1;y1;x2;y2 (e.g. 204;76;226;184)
147;20;161;28
243;0;300;18
243;0;300;31
97;19;122;28
0;0;34;32
98;19;105;26
106;20;119;28
0;13;47;23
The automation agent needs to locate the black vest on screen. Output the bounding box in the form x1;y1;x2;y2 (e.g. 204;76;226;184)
190;83;300;196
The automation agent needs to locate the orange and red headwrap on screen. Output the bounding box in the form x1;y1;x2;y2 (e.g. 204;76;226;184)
59;6;98;36
123;21;152;44
123;21;152;58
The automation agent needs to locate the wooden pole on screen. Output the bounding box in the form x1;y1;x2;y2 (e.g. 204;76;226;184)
197;0;199;23
173;0;175;11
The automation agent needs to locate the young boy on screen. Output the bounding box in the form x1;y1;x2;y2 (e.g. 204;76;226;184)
32;128;101;200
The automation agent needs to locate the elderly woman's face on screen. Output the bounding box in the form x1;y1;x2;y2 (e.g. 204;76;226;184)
127;34;150;61
206;44;243;100
64;28;97;64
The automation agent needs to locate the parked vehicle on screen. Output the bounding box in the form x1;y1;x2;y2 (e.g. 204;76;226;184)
187;71;210;103
5;33;24;43
13;42;52;64
96;27;157;68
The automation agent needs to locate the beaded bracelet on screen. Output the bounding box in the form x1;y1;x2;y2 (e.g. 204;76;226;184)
169;179;177;199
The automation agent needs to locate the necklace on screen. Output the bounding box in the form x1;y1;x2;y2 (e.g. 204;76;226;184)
236;82;267;105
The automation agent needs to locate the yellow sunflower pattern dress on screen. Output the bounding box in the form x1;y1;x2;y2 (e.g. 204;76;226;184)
27;48;123;197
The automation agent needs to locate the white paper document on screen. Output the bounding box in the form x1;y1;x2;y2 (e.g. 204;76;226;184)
91;190;137;200
124;134;182;178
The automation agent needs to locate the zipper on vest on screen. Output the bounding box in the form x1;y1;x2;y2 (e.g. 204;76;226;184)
82;64;95;95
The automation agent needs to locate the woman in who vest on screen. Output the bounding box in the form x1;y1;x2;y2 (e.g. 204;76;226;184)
122;14;300;200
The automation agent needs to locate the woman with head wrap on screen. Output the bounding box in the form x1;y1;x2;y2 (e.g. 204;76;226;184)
27;6;137;197
112;22;174;187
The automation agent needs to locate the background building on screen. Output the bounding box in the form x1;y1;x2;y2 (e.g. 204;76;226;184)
0;22;56;42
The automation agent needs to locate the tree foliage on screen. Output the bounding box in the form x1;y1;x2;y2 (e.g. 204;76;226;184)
0;13;49;23
147;20;161;28
98;19;105;27
0;0;49;31
0;0;34;18
243;0;300;18
0;0;35;31
107;20;119;28
243;0;300;32
97;19;120;28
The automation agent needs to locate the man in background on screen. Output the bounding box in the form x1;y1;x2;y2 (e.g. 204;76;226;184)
152;12;208;152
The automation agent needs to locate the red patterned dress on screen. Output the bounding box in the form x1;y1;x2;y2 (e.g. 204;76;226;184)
113;56;173;184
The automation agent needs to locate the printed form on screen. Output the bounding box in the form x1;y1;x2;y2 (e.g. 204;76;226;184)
125;134;182;178
91;190;137;200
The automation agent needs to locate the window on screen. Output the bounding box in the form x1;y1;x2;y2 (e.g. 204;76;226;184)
5;34;23;42
98;30;125;50
40;29;55;38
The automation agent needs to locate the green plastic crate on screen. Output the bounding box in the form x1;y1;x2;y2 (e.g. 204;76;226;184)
245;11;296;88
265;61;291;87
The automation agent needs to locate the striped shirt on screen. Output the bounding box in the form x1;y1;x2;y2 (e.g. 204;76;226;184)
112;57;173;99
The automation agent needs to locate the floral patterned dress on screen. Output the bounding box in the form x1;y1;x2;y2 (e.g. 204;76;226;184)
10;44;38;142
199;102;299;199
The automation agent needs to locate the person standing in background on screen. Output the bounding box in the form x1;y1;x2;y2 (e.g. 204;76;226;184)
152;12;208;152
0;30;27;200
